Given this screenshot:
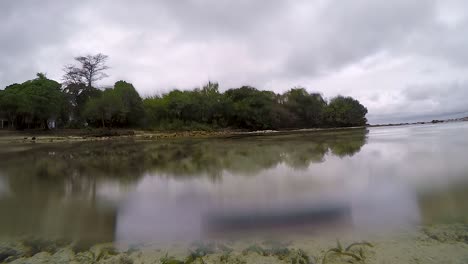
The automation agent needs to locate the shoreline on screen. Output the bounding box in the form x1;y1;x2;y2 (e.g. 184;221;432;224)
0;126;369;144
0;117;466;144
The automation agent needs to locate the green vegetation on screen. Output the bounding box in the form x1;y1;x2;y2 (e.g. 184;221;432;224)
0;54;368;131
143;84;367;130
82;81;144;128
0;73;66;129
322;240;373;264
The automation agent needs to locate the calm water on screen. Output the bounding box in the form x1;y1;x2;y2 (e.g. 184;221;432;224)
0;123;467;247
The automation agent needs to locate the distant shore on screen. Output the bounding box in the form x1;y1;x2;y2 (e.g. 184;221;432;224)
367;116;468;127
0;116;467;144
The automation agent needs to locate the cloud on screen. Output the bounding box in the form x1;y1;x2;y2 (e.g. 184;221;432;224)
1;0;468;123
403;81;468;114
283;0;437;77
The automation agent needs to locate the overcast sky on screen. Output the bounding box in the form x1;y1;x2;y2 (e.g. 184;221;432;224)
1;0;468;123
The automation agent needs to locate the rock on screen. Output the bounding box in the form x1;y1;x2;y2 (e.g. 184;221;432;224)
99;254;134;264
0;241;31;262
422;224;468;244
0;246;19;262
9;252;52;264
51;247;75;264
89;244;118;261
21;238;66;256
74;251;95;264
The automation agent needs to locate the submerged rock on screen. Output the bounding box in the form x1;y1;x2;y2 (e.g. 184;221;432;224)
51;247;76;263
422;224;468;244
74;251;95;264
9;252;52;264
0;245;18;262
0;241;31;262
21;238;68;256
99;254;133;264
89;244;119;261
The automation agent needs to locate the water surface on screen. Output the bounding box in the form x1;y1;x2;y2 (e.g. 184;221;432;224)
0;123;467;248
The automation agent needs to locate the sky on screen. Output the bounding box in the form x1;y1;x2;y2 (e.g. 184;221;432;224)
1;0;468;124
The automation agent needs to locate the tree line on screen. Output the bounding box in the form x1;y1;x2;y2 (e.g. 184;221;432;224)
0;54;368;130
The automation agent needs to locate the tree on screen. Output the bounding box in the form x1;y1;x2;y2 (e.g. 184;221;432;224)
1;69;369;130
197;81;220;123
325;96;368;127
113;81;145;127
281;88;326;128
62;83;102;124
141;84;369;131
82;81;144;128
0;73;65;129
0;83;22;127
224;86;279;130
83;89;124;128
62;53;109;88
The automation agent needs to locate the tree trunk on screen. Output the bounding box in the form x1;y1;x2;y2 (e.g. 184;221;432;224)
101;114;105;128
43;119;49;130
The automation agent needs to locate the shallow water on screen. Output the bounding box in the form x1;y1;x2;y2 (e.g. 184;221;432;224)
0;123;468;262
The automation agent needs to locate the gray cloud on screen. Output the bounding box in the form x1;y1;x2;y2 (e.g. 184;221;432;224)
1;0;468;123
403;81;468;113
284;0;437;77
0;1;85;83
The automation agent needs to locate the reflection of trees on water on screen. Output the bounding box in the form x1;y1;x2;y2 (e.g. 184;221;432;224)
0;128;367;243
147;128;368;176
0;154;117;245
0;129;368;182
0;128;369;191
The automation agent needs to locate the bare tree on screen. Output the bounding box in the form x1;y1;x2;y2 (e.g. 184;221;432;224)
62;53;109;87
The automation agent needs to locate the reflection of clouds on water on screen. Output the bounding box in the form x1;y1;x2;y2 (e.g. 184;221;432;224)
96;180;134;205
350;181;420;232
115;124;468;243
363;124;468;186
116;175;209;242
115;164;421;243
115;172;346;243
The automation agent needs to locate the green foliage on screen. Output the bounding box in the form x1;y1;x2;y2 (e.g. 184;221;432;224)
63;83;102;126
83;88;125;128
82;81;144;128
224;86;280;130
113;80;145;127
143;82;229;129
282;88;326;127
0;73;66;129
324;96;368;127
1;72;368;130
143;83;367;131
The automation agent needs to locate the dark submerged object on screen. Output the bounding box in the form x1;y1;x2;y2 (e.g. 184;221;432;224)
203;204;351;234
